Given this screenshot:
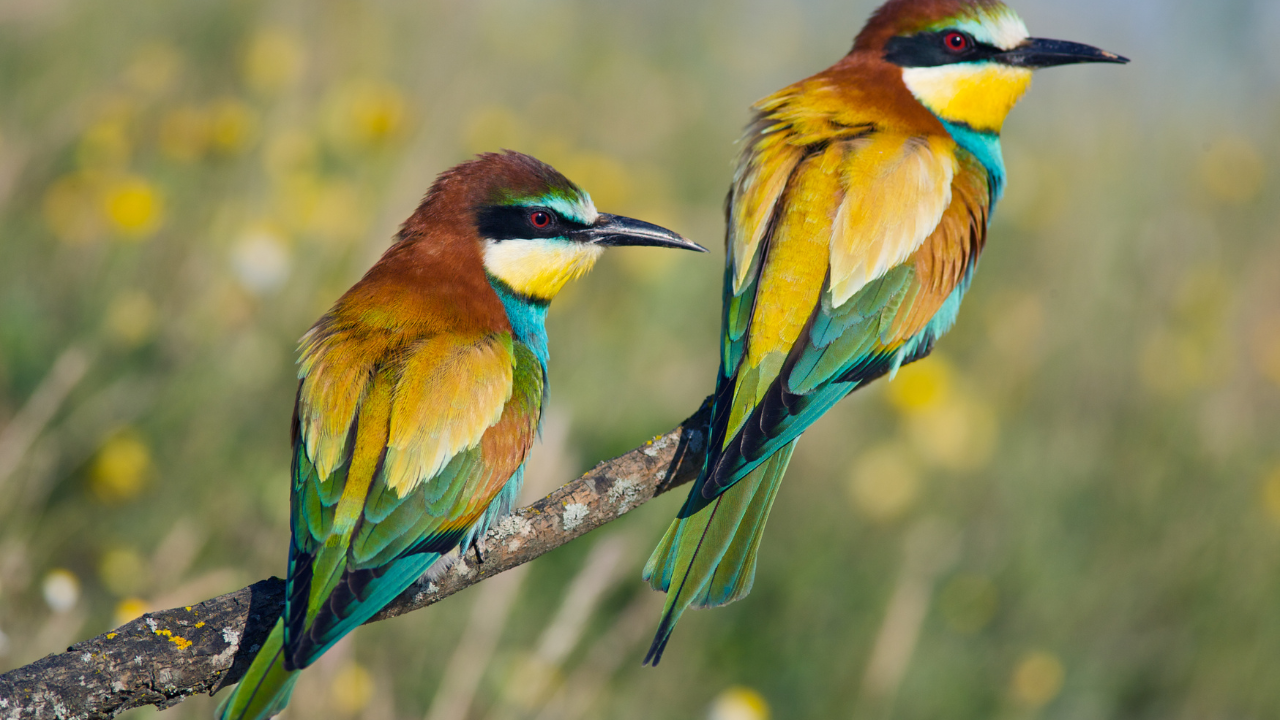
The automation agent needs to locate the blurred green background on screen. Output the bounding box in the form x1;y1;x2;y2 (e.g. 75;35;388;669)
2;0;1278;718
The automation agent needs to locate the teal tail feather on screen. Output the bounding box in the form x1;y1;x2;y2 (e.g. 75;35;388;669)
215;620;299;720
641;441;796;665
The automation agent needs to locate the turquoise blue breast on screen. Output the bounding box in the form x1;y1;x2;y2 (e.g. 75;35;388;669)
489;278;550;373
941;120;1007;204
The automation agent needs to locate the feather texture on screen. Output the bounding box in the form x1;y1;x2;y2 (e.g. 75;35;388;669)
220;150;699;717
218;153;579;720
645;5;1014;664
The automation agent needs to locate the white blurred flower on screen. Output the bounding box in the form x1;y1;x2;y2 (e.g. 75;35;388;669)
232;228;291;294
42;569;80;613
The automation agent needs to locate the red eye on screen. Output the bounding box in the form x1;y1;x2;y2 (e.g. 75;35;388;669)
944;31;969;52
529;210;552;229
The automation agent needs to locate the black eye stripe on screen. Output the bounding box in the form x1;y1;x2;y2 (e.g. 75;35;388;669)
884;31;1003;68
476;205;591;241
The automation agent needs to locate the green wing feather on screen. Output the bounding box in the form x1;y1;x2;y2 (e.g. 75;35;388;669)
645;126;991;665
219;335;542;720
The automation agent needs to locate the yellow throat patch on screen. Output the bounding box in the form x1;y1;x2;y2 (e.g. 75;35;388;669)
902;63;1033;133
483;238;604;301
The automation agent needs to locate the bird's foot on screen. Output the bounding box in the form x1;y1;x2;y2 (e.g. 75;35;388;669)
471;536;488;564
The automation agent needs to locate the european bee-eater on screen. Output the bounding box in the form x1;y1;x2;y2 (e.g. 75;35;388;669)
215;151;703;720
643;0;1127;663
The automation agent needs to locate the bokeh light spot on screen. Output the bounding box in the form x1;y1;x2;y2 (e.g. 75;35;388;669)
1139;328;1205;397
78;121;131;171
325;80;407;151
848;443;920;522
1200;136;1265;205
1262;466;1280;524
243;29;305;95
103;176;162;238
309;181;366;244
905;395;999;472
114;598;151;626
105;290;158;347
99;547;148;597
159;106;211;162
42;569;80;613
887;356;953;414
208;98;258;154
232;227;292;294
1250;320;1280;387
264;130;319;179
708;686;770;720
1010;651;1065;708
331;662;374;715
90;431;153;503
126;43;182;95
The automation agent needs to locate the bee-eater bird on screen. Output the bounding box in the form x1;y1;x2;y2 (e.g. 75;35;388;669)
643;0;1127;664
215;151;704;720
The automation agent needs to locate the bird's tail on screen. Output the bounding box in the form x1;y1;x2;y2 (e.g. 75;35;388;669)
215;619;299;720
641;441;796;665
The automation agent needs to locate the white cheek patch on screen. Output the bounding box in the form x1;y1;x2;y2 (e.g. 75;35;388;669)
482;238;604;300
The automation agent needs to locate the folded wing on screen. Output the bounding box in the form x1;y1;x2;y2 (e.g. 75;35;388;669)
286;325;540;669
707;101;987;498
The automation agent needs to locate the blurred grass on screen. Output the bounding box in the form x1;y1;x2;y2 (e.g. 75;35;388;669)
1;0;1279;719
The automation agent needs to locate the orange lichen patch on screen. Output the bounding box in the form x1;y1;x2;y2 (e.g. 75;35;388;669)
151;627;193;650
106;633;118;640
195;621;206;628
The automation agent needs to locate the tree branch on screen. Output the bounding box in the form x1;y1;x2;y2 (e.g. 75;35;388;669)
0;403;710;720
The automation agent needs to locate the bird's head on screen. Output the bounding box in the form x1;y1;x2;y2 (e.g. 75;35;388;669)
426;151;704;303
855;0;1128;133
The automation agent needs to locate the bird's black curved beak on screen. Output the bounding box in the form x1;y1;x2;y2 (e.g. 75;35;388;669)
997;38;1129;68
584;213;707;252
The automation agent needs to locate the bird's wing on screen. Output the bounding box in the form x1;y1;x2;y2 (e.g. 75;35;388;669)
705;99;990;498
285;325;541;668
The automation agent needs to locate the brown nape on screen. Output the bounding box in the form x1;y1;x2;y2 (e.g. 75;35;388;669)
819;52;951;137
852;0;1005;53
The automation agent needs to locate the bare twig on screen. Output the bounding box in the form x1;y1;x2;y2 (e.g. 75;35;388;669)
0;402;709;720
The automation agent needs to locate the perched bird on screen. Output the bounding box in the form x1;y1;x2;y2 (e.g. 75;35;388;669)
643;0;1127;663
216;151;704;720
